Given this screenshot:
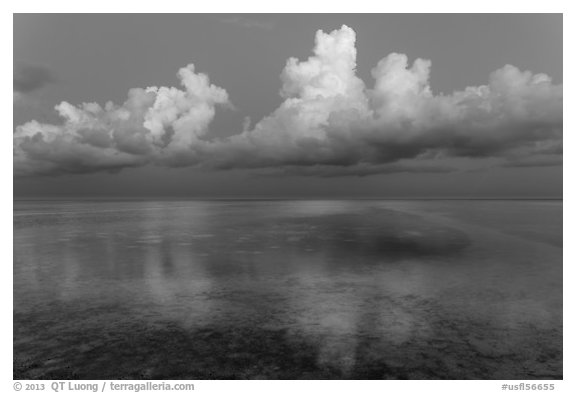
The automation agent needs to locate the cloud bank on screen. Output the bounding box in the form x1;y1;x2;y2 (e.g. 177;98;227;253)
14;25;562;177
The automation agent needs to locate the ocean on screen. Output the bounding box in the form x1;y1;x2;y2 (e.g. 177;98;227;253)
13;199;562;379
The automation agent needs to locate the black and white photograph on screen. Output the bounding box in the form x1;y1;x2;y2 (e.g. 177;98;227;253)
11;10;564;385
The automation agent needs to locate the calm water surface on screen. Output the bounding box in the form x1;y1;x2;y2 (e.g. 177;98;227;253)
13;200;562;379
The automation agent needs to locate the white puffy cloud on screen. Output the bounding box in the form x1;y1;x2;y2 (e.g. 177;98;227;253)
14;25;562;177
14;64;229;175
194;25;561;171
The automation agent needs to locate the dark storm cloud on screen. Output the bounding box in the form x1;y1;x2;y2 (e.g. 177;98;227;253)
13;26;562;177
13;63;55;94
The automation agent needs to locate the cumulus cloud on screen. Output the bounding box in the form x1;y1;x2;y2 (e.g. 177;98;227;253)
14;64;229;176
14;63;55;96
13;25;562;177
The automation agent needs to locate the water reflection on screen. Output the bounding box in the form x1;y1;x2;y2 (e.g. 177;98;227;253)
14;200;562;379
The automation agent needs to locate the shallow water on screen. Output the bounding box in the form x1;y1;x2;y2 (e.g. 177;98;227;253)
13;199;562;379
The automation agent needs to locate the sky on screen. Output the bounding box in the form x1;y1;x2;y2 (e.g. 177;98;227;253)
13;14;563;198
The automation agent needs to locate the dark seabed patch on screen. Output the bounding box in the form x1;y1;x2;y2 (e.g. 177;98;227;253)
14;295;560;379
